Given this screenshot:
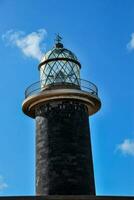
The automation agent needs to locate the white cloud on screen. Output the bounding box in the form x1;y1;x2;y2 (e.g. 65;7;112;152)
127;33;134;50
0;175;8;191
2;29;47;60
117;139;134;156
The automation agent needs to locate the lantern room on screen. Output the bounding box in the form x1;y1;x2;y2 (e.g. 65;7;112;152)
38;35;81;88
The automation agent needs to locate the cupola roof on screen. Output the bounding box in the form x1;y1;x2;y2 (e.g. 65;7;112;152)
39;34;81;69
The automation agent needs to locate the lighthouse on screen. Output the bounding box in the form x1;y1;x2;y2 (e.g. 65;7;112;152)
22;35;101;196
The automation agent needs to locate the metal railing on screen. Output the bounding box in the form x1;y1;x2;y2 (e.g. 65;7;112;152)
25;78;98;98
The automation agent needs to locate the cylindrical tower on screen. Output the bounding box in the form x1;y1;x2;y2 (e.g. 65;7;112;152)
22;36;101;196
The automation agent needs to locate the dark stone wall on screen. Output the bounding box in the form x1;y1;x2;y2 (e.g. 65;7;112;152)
35;100;95;195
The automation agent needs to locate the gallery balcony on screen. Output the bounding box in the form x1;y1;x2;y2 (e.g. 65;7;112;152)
24;78;98;98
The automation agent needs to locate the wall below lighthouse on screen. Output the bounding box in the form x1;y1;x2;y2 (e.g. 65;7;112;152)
35;100;95;195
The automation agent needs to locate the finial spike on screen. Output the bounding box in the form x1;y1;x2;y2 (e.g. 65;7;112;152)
55;33;62;44
55;33;63;48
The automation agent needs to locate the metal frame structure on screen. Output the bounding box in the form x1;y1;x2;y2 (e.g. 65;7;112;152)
39;47;81;87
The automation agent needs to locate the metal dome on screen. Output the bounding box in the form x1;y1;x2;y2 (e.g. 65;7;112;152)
40;47;79;65
39;40;81;69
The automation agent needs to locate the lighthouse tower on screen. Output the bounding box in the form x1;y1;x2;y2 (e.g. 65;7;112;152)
22;35;101;196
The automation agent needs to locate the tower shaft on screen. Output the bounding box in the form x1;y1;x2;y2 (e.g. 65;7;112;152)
35;100;95;195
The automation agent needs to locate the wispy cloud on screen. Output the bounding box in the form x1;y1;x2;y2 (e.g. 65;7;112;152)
127;33;134;50
117;139;134;156
2;29;47;60
0;175;8;191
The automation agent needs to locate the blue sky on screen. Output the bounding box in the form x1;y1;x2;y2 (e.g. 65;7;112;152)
0;0;134;197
